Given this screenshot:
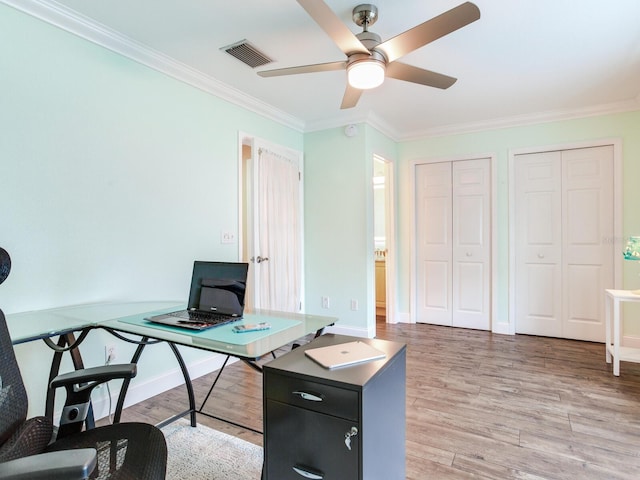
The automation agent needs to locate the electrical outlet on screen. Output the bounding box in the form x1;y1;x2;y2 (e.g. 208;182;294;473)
351;299;358;311
105;344;117;364
321;296;330;309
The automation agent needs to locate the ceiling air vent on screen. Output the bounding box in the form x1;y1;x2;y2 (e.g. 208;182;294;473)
222;40;273;68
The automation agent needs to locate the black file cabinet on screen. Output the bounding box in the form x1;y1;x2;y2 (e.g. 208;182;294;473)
263;334;406;480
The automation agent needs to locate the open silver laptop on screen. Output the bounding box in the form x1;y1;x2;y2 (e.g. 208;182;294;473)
305;341;386;369
146;261;248;330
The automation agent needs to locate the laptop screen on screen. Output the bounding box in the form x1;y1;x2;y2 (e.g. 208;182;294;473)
187;261;249;316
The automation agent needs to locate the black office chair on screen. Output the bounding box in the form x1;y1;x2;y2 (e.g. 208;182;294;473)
0;248;167;479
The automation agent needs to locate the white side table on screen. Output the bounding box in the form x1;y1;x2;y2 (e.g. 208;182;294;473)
604;289;640;376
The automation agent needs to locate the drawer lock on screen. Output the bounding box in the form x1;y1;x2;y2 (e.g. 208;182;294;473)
344;426;358;451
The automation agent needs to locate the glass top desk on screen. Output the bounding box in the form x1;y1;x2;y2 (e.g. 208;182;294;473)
6;301;337;430
7;301;181;344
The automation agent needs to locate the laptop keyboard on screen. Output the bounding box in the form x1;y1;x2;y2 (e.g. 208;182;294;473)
167;310;231;324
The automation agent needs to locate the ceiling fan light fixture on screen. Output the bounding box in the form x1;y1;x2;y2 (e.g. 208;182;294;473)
347;59;386;90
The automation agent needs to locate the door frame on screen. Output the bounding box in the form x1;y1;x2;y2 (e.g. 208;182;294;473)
409;153;498;331
373;154;397;324
238;131;305;312
507;138;623;336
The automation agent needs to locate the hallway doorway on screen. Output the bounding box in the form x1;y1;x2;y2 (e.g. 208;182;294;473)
374;154;396;325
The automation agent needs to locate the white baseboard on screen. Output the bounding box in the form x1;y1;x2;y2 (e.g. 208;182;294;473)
623;335;640;349
87;353;236;421
492;322;513;335
389;311;514;336
325;323;373;339
394;312;412;324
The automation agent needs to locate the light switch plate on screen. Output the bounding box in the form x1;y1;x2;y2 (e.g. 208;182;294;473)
221;231;236;244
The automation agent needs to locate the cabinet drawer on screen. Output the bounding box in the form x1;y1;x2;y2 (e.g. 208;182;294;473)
265;400;359;479
265;372;359;421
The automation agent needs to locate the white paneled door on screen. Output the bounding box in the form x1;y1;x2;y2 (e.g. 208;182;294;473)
415;158;491;330
514;146;614;341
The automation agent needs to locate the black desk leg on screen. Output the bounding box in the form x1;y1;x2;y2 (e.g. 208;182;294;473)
114;338;147;423
45;333;95;430
198;354;231;412
114;338;197;428
195;355;264;435
45;338;66;422
198;356;262;414
167;342;197;427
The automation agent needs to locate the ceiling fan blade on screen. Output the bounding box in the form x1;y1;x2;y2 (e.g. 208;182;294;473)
297;0;370;56
386;62;457;89
340;84;363;109
258;61;346;77
377;2;480;63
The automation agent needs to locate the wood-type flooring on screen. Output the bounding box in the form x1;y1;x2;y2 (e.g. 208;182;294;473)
111;321;640;479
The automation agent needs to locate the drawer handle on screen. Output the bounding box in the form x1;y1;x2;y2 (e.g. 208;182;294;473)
292;465;324;479
292;391;323;402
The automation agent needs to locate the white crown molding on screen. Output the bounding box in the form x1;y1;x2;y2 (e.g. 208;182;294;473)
2;0;306;132
304;110;401;140
366;112;401;139
400;98;640;141
4;0;639;142
300;96;640;142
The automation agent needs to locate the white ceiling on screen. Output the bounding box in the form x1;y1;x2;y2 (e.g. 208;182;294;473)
14;0;640;139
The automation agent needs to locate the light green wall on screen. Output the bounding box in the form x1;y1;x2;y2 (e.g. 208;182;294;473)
304;112;640;337
303;124;397;336
397;111;640;331
0;4;302;416
303;127;370;332
3;1;640;418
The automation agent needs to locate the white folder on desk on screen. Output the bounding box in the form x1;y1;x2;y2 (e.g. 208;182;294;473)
305;341;385;369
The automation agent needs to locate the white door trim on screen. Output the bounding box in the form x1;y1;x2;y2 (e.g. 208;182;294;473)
507;138;623;335
410;152;498;332
238;131;305;312
373;154;398;324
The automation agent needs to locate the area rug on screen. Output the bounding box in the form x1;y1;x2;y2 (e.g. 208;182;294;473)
162;420;263;479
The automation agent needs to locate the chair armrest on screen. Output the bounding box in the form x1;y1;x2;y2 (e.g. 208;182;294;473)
0;448;96;480
51;363;137;391
51;364;138;437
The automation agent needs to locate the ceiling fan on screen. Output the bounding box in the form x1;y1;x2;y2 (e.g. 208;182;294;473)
258;0;480;109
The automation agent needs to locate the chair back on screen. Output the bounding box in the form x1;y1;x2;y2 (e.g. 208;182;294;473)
0;247;53;463
0;248;166;478
0;309;29;448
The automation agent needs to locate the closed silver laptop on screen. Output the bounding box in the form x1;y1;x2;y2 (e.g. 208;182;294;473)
305;341;385;369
